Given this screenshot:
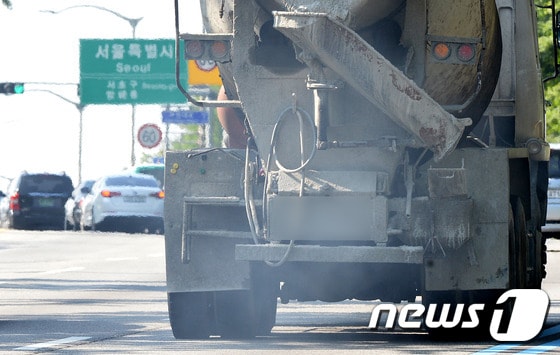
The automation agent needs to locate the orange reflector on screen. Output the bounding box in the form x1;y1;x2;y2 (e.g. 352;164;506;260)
210;41;229;60
185;40;204;59
457;44;475;62
433;43;450;60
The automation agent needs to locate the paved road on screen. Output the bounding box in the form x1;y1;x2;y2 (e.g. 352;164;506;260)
1;229;560;354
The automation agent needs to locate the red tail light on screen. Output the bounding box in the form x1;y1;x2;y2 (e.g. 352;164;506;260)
185;40;204;59
210;40;229;59
150;190;165;199
9;192;20;211
100;190;121;198
457;44;475;62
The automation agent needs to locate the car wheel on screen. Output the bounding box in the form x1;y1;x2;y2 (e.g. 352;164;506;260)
72;209;81;231
80;210;90;231
91;209;97;232
11;215;26;230
64;218;72;231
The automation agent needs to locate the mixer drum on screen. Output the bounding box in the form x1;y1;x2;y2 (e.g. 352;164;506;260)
201;0;501;129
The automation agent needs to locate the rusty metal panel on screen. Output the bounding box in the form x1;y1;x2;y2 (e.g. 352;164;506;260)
424;148;510;291
273;12;470;161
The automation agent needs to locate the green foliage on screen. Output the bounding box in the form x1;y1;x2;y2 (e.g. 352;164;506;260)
2;0;12;9
537;0;560;141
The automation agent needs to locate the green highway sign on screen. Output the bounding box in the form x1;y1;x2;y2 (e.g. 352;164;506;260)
79;39;188;105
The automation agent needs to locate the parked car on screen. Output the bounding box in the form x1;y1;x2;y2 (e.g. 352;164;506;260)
80;172;164;233
544;144;560;236
0;190;6;227
64;179;96;230
0;172;73;230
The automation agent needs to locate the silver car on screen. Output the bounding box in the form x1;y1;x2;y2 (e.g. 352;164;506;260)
80;173;164;233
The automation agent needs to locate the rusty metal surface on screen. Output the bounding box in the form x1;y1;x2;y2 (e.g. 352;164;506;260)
256;0;402;30
273;12;470;161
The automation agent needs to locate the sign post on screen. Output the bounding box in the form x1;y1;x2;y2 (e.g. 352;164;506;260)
162;109;209;124
79;39;187;105
137;123;163;149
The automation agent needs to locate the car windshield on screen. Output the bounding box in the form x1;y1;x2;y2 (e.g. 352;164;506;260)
550;150;560;179
105;176;158;187
19;175;73;194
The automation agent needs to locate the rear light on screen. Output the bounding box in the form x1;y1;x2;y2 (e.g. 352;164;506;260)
9;192;20;211
457;44;475;62
185;40;204;59
210;40;229;60
183;35;232;62
100;190;121;198
150;191;165;199
433;43;451;60
432;41;476;63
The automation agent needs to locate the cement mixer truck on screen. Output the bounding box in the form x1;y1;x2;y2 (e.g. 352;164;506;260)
164;0;553;338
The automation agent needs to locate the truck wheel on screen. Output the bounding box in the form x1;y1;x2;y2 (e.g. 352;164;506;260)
254;290;277;335
214;290;257;338
252;270;278;335
167;292;213;339
527;229;546;289
214;283;278;338
510;197;528;289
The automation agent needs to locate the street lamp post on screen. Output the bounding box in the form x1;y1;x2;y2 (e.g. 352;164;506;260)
30;89;84;184
41;5;143;167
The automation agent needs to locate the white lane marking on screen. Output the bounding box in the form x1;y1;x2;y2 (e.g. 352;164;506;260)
40;267;85;275
14;336;91;351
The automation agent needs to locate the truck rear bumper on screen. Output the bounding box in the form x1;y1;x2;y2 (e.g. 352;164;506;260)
235;244;424;264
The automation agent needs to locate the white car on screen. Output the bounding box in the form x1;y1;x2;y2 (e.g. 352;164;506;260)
544;144;560;236
80;173;164;233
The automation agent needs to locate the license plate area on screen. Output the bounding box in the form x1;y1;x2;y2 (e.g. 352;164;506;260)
123;196;146;203
37;198;56;207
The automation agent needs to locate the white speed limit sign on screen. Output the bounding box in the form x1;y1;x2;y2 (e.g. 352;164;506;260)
137;123;162;149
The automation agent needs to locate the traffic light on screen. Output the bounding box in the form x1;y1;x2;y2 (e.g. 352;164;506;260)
0;82;24;94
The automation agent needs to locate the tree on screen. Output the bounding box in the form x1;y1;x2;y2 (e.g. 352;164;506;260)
2;0;12;9
537;0;560;141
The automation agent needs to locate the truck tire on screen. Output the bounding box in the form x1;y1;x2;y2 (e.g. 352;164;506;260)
167;291;213;339
214;290;257;338
253;288;277;335
529;230;546;289
214;281;278;338
510;197;528;289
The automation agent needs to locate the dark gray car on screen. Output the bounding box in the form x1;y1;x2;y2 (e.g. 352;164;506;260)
0;172;73;230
